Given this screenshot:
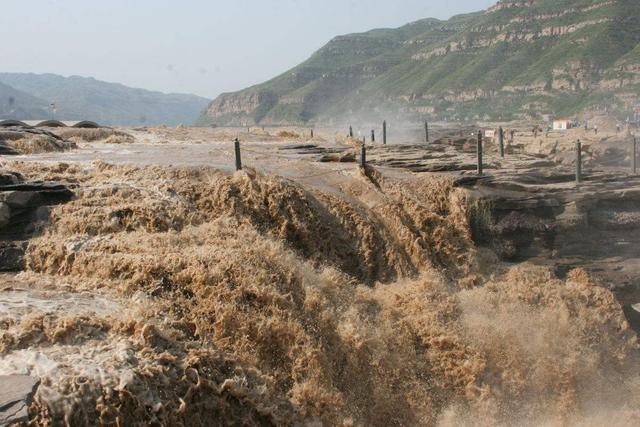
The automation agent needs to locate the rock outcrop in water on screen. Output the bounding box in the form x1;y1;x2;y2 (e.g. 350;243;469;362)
0;375;40;425
0;169;74;270
0;126;77;155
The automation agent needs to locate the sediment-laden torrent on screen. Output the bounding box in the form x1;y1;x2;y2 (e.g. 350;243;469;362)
1;158;640;426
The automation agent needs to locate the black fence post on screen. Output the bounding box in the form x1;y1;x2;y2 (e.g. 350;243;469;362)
576;140;582;184
633;136;637;175
425;121;429;143
383;120;387;145
349;125;353;138
499;126;505;158
311;129;314;139
234;138;242;171
360;142;366;167
371;129;375;143
477;130;483;176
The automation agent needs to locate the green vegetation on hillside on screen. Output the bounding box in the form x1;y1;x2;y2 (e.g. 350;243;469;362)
201;0;640;125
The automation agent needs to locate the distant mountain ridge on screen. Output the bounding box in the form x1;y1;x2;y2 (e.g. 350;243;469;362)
0;81;48;120
0;73;210;126
199;0;640;125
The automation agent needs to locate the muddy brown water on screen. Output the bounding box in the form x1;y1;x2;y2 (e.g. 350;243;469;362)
2;133;640;426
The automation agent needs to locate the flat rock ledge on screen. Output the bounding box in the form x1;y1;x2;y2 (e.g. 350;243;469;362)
0;375;40;426
0;171;75;271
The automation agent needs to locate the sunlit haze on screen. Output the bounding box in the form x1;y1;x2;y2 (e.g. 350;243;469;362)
0;0;495;98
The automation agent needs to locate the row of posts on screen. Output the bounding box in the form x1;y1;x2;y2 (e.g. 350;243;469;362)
233;131;639;182
476;129;640;183
351;122;389;145
573;137;637;184
351;120;430;145
233;125;501;175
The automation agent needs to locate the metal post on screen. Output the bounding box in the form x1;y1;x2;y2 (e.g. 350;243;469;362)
349;125;353;138
311;129;314;138
633;136;637;175
234;138;242;171
499;127;505;158
425;121;429;143
360;143;366;167
576;140;582;184
383;120;387;145
477;130;483;176
371;129;375;143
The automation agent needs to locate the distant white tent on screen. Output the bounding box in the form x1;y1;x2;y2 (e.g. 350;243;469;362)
553;120;572;131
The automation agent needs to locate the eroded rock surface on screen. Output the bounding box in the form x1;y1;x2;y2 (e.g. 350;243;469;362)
0;126;76;155
0;171;74;271
0;375;40;425
459;168;640;328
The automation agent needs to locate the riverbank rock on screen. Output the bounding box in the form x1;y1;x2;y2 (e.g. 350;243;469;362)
0;375;40;425
0;171;74;270
0;126;76;154
0;202;10;228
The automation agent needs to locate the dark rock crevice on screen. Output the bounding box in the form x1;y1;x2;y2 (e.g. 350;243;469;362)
462;171;640;330
0;171;74;271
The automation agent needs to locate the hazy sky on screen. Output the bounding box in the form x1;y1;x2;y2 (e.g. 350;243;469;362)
0;0;495;99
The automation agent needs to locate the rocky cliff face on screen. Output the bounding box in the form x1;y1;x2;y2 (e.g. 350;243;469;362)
200;0;640;126
203;92;274;124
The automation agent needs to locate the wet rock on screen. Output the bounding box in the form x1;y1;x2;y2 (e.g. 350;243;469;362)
0;375;40;425
0;242;26;271
0;202;9;228
462;169;640;294
34;206;51;225
279;144;318;150
0;182;71;193
0;144;19;155
0;185;74;209
0;191;39;209
623;305;640;332
0;126;76;154
0;126;65;141
320;151;356;163
0;176;73;269
0;172;22;186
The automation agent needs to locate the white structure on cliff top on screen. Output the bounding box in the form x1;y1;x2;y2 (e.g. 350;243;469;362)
553;119;573;131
